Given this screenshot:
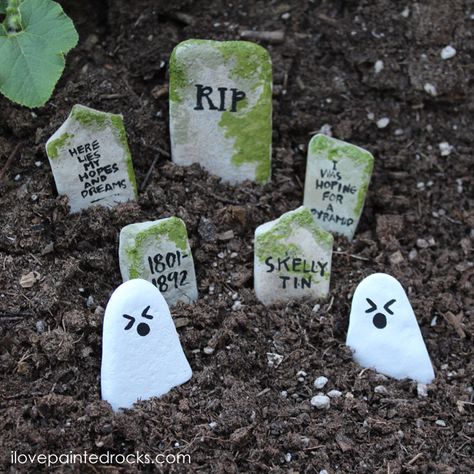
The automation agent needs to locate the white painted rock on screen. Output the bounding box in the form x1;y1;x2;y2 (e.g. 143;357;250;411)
169;39;272;184
346;273;434;384
101;279;192;411
303;134;374;240
46;104;137;213
254;206;333;306
119;217;198;307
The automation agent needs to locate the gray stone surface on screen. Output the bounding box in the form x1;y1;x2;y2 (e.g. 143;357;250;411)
119;217;198;307
169;39;272;184
254;206;333;306
303;134;374;239
46;104;137;213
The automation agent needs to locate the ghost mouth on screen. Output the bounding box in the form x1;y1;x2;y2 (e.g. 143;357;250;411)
373;313;387;329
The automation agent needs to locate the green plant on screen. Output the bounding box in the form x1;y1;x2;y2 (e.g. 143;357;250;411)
0;0;78;108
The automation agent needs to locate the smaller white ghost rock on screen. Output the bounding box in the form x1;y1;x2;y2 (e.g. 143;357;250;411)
101;279;192;411
346;273;435;384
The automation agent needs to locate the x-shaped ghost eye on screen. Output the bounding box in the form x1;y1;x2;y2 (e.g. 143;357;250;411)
383;299;396;315
365;298;396;314
122;306;154;331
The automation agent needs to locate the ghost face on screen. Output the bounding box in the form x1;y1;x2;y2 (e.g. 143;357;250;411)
364;297;396;329
346;273;435;384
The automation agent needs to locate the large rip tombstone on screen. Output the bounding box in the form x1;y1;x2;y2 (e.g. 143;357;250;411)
346;273;435;384
169;39;272;184
303;134;374;239
46;104;137;213
119;217;198;307
101;279;192;411
254;206;333;306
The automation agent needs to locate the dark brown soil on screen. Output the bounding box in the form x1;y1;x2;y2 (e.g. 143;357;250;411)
0;0;473;472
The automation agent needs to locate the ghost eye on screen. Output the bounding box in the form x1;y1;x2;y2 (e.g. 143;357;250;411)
365;298;377;313
141;305;154;320
383;299;396;315
122;314;135;330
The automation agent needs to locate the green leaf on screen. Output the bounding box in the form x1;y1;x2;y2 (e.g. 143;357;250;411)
0;0;78;107
0;0;7;14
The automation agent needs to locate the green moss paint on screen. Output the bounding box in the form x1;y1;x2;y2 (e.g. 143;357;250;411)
169;45;188;104
110;115;137;197
71;105;107;128
218;42;272;184
255;208;333;277
47;132;72;159
125;218;189;279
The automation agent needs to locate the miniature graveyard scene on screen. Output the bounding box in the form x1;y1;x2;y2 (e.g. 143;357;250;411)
254;206;333;306
101;279;192;411
119;217;198;307
46;104;137;213
303;134;374;240
169;39;272;184
346;273;435;384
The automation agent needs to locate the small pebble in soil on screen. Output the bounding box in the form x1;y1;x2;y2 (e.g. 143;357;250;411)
417;383;429;398
408;249;418;262
424;83;437;96
281;12;290;20
231;301;242;311
297;370;307;382
313;376;328;389
401;7;410;17
417;238;430;249
440;45;456;60
267;352;283;368
327;389;342;398
374;385;389;395
36;320;45;334
284;453;292;463
376;117;390;128
311;394;330;409
312;304;321;313
209;422;217;429
435;420;447;427
439;141;453;156
203;347;214;355
319;123;332;136
374;60;384;74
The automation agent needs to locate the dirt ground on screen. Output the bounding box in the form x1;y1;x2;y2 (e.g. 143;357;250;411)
0;0;473;472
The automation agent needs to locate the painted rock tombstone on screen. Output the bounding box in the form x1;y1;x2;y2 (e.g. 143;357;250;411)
119;217;198;307
169;39;272;184
101;279;192;411
303;134;374;239
346;273;435;384
46;104;137;213
254;206;333;306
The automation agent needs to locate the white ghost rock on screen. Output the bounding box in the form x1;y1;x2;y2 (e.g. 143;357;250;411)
101;279;192;411
346;273;434;384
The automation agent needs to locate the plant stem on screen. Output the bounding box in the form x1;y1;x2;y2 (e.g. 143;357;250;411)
5;0;22;32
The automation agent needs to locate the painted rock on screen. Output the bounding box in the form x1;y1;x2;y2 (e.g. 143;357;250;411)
303;134;374;239
346;273;435;383
119;217;198;307
101;279;192;411
254;206;333;305
46;104;137;213
169;39;272;184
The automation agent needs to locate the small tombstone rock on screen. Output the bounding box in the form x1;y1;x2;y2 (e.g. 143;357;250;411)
101;279;192;411
254;206;333;306
46;104;137;213
303;134;374;240
346;273;435;384
119;217;198;307
169;39;272;184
